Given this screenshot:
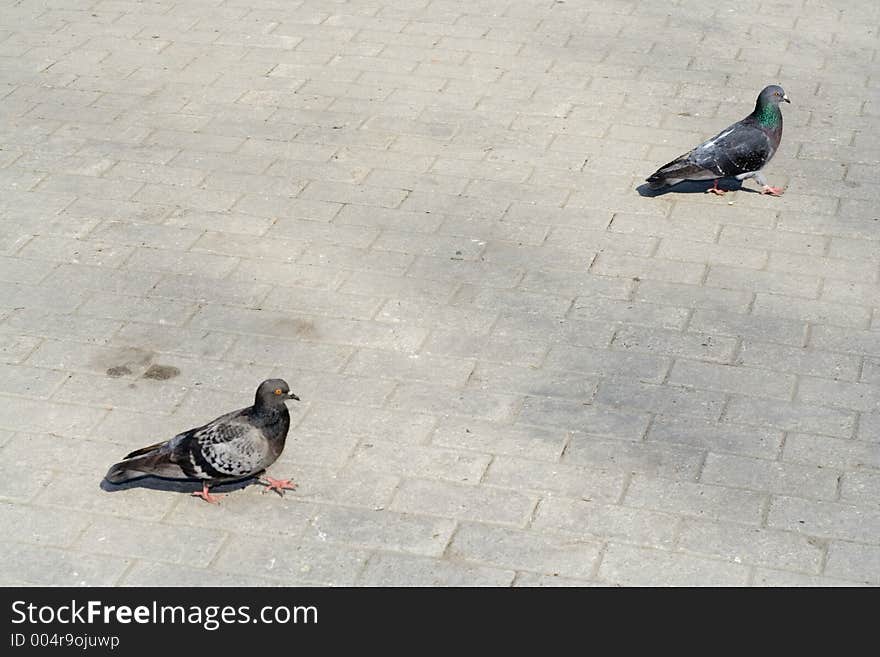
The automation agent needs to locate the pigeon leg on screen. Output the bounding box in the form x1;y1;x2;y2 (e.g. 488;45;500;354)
753;172;784;196
191;482;224;504
260;476;298;497
707;179;727;195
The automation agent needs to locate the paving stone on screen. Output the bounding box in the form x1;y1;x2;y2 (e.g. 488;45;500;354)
753;293;872;329
598;543;750;586
358;552;514;586
190;306;428;352
349;441;490;484
390;479;538;526
0;396;106;435
648;416;783;459
595;379;725;420
288;464;399;510
752;568;865;587
839;470;880;507
670;360;797;400
705;265;822;298
519;397;651;441
513;572;603;587
590;253;706;285
798;378;880;414
491;313;615;350
484;455;626;503
216;534;370;586
767;496;880;543
569;297;691;331
305;505;455;557
678;519;824;573
701;453;839;501
689;309;807;346
546;344;671;383
724;397;856;438
783;433;880;470
616;325;736;363
468;361;598;400
565;434;704;480
448;523;601;580
51;373;188;413
37;468;178;521
532;497;678;548
431;417;565;462
810;325;880;356
737;341;861;381
75;515;226;567
298;402;436;445
121;562;282;587
625;475;766;525
0;540;131;586
388;382;520;422
824;541;880;584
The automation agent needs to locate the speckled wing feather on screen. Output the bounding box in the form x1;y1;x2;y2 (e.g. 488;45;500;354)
105;408;268;483
172;415;268;481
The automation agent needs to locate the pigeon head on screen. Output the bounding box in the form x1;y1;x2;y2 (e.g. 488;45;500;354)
255;379;300;406
753;85;789;128
758;85;790;106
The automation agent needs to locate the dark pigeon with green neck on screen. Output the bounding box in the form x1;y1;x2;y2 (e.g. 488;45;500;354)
646;85;790;196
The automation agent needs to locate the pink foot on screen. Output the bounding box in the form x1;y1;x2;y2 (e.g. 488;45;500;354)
761;185;784;196
260;476;298;497
706;180;727;195
191;482;223;504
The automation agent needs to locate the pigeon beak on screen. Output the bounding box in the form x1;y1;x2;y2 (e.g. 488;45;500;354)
782;95;790;103
288;392;300;401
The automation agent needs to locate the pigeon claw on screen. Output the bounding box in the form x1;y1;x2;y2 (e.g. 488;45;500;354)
707;180;727;196
760;185;784;196
260;476;298;497
192;483;224;504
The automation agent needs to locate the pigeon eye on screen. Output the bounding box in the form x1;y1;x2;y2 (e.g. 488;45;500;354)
274;388;282;395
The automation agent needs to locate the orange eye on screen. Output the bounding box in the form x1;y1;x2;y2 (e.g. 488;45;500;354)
274;388;282;395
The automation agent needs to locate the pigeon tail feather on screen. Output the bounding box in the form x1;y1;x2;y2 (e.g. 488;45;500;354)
646;156;714;188
105;461;143;484
104;449;185;484
123;440;167;460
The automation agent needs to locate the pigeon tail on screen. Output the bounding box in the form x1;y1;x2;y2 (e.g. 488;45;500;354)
104;446;185;484
105;460;145;484
646;174;677;190
647;154;716;189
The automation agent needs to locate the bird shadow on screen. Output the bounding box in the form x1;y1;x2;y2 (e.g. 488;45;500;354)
100;475;258;495
636;179;760;197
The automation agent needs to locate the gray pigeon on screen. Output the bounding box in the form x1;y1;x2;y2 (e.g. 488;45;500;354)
105;379;300;503
646;85;790;195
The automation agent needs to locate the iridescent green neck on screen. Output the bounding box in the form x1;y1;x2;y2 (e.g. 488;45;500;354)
755;102;781;128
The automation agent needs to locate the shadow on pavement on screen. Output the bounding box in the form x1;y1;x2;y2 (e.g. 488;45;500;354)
100;476;257;495
635;179;751;197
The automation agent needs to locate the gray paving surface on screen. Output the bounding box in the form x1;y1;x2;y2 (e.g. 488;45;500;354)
1;0;879;586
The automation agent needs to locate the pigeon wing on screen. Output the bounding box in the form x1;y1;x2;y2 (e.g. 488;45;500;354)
691;122;773;178
175;414;269;481
647;121;773;186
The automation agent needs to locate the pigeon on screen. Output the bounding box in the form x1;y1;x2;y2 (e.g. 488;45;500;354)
646;85;790;196
105;379;300;503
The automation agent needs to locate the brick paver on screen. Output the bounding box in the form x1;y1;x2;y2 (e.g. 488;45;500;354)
1;0;878;586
